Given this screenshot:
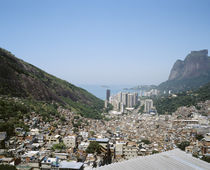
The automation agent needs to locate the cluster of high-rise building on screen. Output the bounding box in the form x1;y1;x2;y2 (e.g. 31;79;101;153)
106;90;139;112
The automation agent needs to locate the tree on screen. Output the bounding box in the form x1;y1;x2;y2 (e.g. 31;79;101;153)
60;116;66;122
201;156;210;163
177;141;190;151
74;115;80;119
152;150;159;154
86;141;101;154
195;134;204;141
0;164;17;170
89;131;95;137
141;139;151;144
138;105;144;113
52;142;66;151
92;161;97;168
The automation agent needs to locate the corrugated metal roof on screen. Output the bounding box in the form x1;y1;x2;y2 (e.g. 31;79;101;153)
94;149;209;170
59;161;84;169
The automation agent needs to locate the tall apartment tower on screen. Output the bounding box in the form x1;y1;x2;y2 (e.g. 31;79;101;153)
122;93;128;106
133;92;138;106
127;93;134;108
104;100;108;108
117;92;122;102
120;102;124;113
106;89;111;101
144;99;153;113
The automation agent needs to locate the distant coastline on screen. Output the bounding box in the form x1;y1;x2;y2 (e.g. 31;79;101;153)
78;84;137;100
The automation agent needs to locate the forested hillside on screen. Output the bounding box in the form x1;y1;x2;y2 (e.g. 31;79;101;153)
154;82;210;115
0;48;104;119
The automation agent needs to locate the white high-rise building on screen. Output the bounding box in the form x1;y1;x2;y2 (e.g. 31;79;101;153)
144;99;153;113
104;100;108;108
117;92;122;102
113;100;120;111
120;102;124;113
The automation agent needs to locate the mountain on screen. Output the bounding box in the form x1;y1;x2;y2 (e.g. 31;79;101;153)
159;50;210;92
0;48;104;119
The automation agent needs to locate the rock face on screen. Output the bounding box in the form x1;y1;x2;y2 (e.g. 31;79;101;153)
159;50;210;92
169;50;210;81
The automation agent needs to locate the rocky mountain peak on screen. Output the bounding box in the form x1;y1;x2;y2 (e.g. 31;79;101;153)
168;50;210;81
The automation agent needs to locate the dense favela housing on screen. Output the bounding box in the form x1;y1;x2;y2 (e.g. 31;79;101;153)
0;91;210;169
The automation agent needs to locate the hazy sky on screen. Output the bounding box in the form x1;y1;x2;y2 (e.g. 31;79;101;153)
1;0;210;86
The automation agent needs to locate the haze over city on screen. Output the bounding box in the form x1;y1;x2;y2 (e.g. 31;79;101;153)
1;0;210;86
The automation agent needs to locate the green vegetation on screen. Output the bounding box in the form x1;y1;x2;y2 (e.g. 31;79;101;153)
0;164;17;170
195;134;204;141
201;155;210;163
60;95;104;119
52;142;66;151
138;105;144;113
192;153;199;158
104;103;113;113
177;141;190;151
86;141;101;154
0;96;61;137
0;48;105;136
0;47;104;121
141;139;151;144
158;75;210;93
60;116;66;122
154;82;210;115
72;119;83;128
134;103;140;109
152;150;159;154
0;97;29;136
89;131;95;137
74;115;80;119
73;128;79;133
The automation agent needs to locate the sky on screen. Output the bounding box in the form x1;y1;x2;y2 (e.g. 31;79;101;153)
1;0;210;86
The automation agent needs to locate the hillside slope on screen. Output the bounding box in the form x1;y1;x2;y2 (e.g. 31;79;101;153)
0;48;104;118
154;82;210;115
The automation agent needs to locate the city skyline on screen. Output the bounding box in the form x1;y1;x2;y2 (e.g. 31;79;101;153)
1;0;210;85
